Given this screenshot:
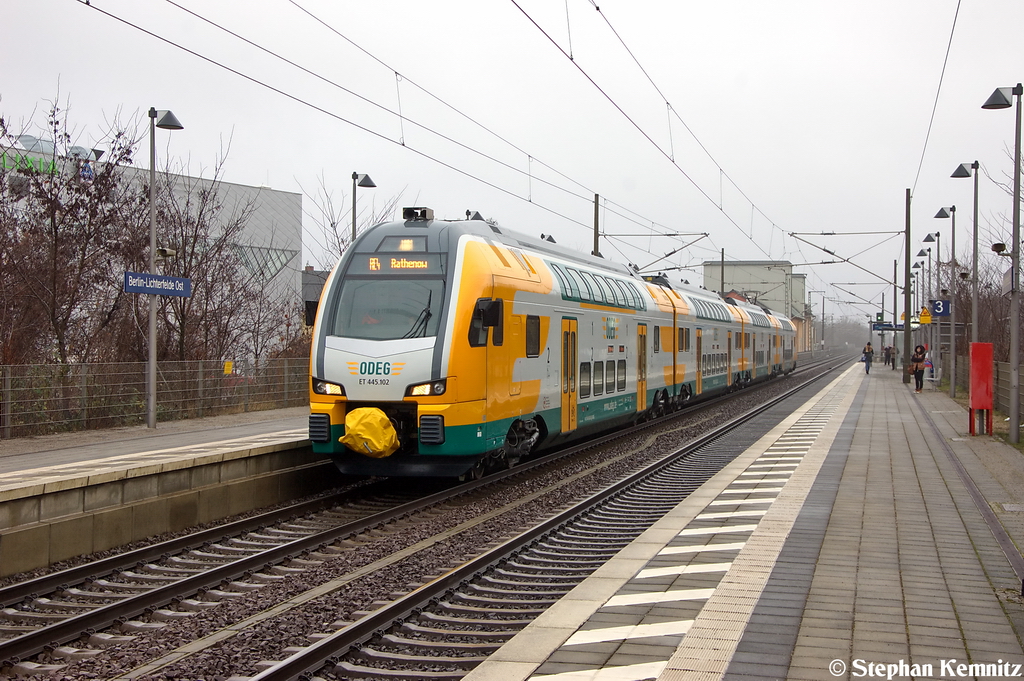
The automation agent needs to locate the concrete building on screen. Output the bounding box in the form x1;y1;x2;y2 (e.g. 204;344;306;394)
701;259;815;352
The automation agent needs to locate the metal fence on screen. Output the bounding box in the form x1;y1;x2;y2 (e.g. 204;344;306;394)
950;357;1023;416
0;359;308;439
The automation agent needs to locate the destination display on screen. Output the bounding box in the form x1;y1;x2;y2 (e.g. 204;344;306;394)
349;253;444;275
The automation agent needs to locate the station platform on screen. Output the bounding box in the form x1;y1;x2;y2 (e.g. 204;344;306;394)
0;407;322;576
465;362;1024;680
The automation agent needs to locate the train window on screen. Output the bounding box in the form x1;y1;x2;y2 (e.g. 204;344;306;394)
579;362;591;398
617;359;627;391
550;264;571;296
653;326;660;353
593;361;604;396
557;266;581;296
592;276;612;304
579;271;605;303
609;280;628;307
745;333;750;349
377;235;427;252
331;278;444;341
626;282;644;310
490;299;504;346
680;327;690;353
526;316;541;357
606;360;615;393
567;268;592;301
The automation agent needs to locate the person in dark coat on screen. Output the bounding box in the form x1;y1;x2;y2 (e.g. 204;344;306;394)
862;342;874;374
910;344;927;393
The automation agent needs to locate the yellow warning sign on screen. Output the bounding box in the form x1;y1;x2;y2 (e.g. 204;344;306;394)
919;307;932;325
223;360;234;375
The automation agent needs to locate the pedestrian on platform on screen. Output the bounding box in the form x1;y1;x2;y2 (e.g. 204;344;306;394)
883;346;892;367
910;344;926;393
891;345;898;370
862;342;874;374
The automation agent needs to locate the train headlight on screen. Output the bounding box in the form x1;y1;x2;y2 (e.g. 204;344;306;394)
406;379;447;396
313;379;345;396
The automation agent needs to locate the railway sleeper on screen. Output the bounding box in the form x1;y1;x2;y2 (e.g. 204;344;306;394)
60;587;133;601
10;661;66;676
353;646;487;668
450;592;560;608
0;608;66;623
491;568;584;582
151;609;197;621
178;598;221;611
119;570;181;583
401;622;516;640
465;584;569;599
531;544;622;558
416;611;533;630
380;632;503;651
120;620;168;633
31;597;95;611
88;632;136;647
509;555;607;568
477;575;574;591
90;578;159;592
52;645;103;660
502;560;594;574
141;563;204;576
434;600;547;618
334;659;466;680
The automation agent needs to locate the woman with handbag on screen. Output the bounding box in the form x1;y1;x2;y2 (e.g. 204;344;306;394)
910;345;927;393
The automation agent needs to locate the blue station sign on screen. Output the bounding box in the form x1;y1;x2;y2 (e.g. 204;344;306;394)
124;272;193;298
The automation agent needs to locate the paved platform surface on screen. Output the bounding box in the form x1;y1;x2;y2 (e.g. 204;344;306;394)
0;407;308;478
466;362;1024;681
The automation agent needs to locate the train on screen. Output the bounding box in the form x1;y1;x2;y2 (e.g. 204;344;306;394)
309;207;797;478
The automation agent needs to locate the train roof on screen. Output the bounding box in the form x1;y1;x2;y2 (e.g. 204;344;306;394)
359;208;639;280
359;208;796;325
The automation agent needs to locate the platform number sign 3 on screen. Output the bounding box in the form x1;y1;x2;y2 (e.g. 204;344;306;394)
931;300;951;317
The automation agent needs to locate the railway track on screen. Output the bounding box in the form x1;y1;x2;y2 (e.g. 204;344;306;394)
0;355;847;678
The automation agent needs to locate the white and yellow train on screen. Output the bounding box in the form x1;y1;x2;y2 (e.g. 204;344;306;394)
309;207;797;477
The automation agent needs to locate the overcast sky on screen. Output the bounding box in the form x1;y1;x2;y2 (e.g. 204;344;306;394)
4;0;1023;321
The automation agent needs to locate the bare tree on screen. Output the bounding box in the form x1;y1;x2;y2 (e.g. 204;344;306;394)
0;98;141;364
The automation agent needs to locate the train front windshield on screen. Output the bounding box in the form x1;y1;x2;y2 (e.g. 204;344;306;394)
329;278;445;340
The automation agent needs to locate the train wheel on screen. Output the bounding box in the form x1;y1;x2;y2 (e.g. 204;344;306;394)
458;459;486;482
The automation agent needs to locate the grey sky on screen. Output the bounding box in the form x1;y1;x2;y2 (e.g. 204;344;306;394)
4;0;1022;321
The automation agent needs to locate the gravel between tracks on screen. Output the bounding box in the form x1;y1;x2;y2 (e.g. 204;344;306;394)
30;378;806;680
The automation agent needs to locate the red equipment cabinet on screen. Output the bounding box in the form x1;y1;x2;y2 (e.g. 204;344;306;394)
969;343;993;435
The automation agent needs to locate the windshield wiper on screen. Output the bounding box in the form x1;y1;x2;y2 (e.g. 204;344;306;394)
402;291;433;338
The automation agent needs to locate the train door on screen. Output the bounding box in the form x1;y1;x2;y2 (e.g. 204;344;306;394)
560;318;577;433
727;330;733;387
695;328;703;395
509;315;522;396
637;324;647;411
752;332;757;379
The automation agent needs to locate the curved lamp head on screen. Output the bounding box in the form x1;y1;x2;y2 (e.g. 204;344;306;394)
951;163;973;178
352;172;376;188
923;232;937;243
934;207;953;219
151;108;184;130
982;87;1015;109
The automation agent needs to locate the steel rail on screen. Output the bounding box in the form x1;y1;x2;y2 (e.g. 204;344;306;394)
249;362;839;680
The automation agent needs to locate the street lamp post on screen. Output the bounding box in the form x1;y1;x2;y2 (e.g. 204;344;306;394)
952;162;981;344
924;231;941;381
351;172;377;243
147;108;183;429
983;83;1022;444
935;206;957;397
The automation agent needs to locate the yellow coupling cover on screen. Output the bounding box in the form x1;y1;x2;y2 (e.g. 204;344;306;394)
338;407;400;458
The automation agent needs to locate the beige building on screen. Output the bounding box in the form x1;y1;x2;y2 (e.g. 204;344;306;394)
701;259;815;352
